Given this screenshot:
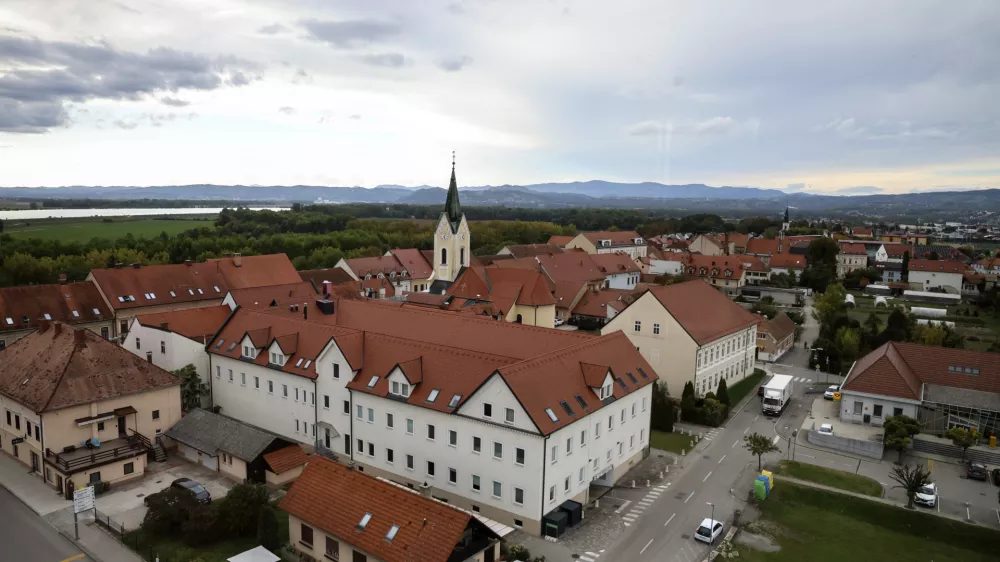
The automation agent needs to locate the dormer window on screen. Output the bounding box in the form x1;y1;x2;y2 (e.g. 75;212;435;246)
241;344;255;358
270;352;285;366
599;382;613;400
390;381;410;398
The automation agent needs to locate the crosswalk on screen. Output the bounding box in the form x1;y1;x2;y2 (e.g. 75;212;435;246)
702;427;722;442
622;483;670;528
578;549;605;562
791;377;813;383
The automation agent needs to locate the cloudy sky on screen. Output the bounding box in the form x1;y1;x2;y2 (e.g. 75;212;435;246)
1;0;998;194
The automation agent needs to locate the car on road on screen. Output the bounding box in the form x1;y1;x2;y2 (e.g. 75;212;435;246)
823;385;840;400
694;519;724;545
143;477;212;506
992;468;1000;486
818;423;834;435
967;462;989;481
914;482;937;508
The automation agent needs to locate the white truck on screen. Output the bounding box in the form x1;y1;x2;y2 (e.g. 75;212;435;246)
762;374;794;416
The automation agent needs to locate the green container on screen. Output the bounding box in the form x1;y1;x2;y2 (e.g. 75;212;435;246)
754;478;768;500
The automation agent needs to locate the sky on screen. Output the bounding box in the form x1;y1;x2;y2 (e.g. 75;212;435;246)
0;0;998;194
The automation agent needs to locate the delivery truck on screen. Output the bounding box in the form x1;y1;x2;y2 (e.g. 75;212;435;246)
762;374;793;416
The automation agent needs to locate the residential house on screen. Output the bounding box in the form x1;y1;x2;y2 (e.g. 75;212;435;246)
87;253;301;340
222;282;318;311
767;253;806;277
297;268;360;295
756;313;795;362
676;254;769;295
688;233;750;256
0;280;113;350
164;408;306;485
591;253;641;289
641;250;686;276
570;288;637;327
498;244;566;258
840;342;1000;437
907;260;967;294
912;245;967;262
601;281;758;397
837;243;869;278
875;244;910;265
744;238;781;265
209;299;655;535
0;322;180;495
881;232;929;246
447;267;558;327
973;258;1000;275
385;249;435;293
852;227;874;239
280;456;501;562
563;231;647;259
546;235;575;248
875;262;905;284
335;256;415;296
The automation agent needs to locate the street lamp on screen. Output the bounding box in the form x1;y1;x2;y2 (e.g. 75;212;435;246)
812;347;825;384
707;501;715;526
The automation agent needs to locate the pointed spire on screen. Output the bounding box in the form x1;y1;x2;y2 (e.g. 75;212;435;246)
783;206;789;223
445;150;462;233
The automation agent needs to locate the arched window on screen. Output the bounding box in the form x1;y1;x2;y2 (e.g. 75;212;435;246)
460;247;465;265
515;314;523;324
441;248;448;265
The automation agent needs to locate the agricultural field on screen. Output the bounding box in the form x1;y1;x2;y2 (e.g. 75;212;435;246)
3;216;215;242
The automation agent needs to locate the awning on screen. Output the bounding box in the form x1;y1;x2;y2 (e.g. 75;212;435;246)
75;414;114;427
114;406;137;416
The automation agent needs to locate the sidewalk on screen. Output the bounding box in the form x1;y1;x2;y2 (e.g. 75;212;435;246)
0;453;143;562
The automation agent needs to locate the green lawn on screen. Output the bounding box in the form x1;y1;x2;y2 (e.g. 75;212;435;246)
650;430;696;454
123;508;288;562
735;483;1000;562
4;216;214;241
772;460;882;497
728;370;766;405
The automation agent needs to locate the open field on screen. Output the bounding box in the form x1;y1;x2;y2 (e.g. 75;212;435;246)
4;216;214;241
735;483;1000;562
771;460;882;497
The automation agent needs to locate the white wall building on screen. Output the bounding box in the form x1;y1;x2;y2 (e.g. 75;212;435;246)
907;260;967;294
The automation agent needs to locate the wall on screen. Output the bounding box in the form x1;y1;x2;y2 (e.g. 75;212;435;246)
315;341;357;457
0;397;44;477
564;235;597;254
126;321;212;406
218;453;247;481
647;259;684;276
908;271;963;294
605;272;638;290
688;236;724;256
806;429;883;460
694;326;757;397
838;391;919;426
289;514;382;562
266;465;303;486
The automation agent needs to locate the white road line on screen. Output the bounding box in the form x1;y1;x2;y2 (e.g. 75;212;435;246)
799;454;815;459
753;415;759;422
641;539;654;555
732;439;740;449
703;471;713;482
937;497;941;513
772;435;781;445
718;454;727;464
624;522;631;527
664;513;676;527
743;427;750;434
586;552;600;558
615;500;632;514
684;491;695;503
639;501;653;506
579;557;594;562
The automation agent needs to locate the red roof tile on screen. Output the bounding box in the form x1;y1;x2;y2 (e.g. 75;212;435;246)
345;256;409;278
908;259;967;273
839;243;868;255
135;305;232;341
502;244;566;258
881;244;910;258
768;253;807;269
387;249;433;279
845;342;1000;399
581;231;643;247
263;445;309;474
758;313;795;342
591;252;640;275
279;457;483;562
547;235;575;247
297;267;357;288
642;281;759;344
745;238;780;256
572;288;635;318
226;282;317;309
0;282;111;334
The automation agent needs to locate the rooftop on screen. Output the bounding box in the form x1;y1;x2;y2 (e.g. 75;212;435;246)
165;408;286;461
580;230;643;246
226;282;318;310
546;235;575;247
135;305;232;341
839;243;868;255
643;281;759;344
908;259;967;273
758;312;795;342
386;248;433;279
501;243;566;258
591;252;641;275
0;281;111;334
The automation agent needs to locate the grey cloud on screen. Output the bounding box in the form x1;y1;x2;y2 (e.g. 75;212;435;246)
625;120;670;136
160;96;189;107
258;23;288;35
438;55;473;72
836;185;884;195
300;19;399;48
625;117;758;137
278;106;295;115
785;183;808;191
112;119;137;130
358;53;407;68
446;3;465;15
0;35;259;133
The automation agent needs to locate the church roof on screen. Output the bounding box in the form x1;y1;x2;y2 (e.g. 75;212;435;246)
444;160;462;233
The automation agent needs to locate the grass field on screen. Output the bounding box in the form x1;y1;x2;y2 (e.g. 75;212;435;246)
650;430;696;454
729;370;766;405
735;483;1000;562
4;216;214;241
772;460;882;497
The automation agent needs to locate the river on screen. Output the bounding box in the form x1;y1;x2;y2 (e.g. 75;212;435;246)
0;207;289;220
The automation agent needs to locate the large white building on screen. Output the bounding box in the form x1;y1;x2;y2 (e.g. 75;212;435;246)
207;299;655;536
907;259;967;294
601;281;759;397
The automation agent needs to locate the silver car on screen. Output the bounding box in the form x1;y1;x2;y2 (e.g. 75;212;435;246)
914;482;937;507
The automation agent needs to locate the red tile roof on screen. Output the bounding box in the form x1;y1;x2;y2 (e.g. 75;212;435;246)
547;235;575;247
0;282;111;334
591;252;640;275
768;253;807;269
89;254;301;310
678;254;760;280
345;256;409;278
263;445;309;474
572;288;635;318
449;266;556;309
279;457;484;562
135;305;232;341
296;268;358;291
908;259;967;274
226;282;317;309
745;238;780;256
839;243;868;255
502;244;566;258
580;231;643;247
853;227;873;236
642;281;759;344
0;322;179;412
758;313;795;343
881;244;910;258
553;280;588;310
843;341;1000;399
387;249;433;279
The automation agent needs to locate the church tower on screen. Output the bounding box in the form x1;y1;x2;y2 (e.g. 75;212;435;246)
433;153;470;283
782;206;790;232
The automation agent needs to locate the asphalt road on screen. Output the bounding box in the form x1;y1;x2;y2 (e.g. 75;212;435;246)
0;486;89;562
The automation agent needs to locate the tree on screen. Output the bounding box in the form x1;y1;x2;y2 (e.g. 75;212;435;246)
834;327;861;370
889;463;932;509
883;415;920;463
216;483;270;536
182;504;221;546
812;283;848;327
806;237;840;269
744;432;781;471
901;251;910;281
650;381;675;432
175;364;209;412
944;427;976;462
863;312;881;336
681;381;697;422
256;506;281;553
716;378;730;407
142;487;198;535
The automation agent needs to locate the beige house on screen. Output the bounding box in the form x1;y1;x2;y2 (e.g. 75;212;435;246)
837;243;869;278
0;280;113;350
281;456;501;562
602;281;758;396
0;321;180;496
688;233;750;256
757;313;795;362
446;266;557;327
564;231;647;259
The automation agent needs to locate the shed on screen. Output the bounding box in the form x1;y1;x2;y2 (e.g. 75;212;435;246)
228;546;280;562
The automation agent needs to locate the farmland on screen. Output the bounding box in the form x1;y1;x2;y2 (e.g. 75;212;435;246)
3;216;215;242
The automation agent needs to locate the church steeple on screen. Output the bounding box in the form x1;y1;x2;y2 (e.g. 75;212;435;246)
445;151;462;233
783;206;789;223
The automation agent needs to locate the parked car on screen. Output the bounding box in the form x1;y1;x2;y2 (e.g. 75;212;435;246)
143;477;212;506
823;385;840;400
992;468;1000;486
694;519;725;544
818;423;834;436
967;463;989;481
914;482;937;508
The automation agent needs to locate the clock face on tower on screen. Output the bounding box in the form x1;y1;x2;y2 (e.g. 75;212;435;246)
460;233;466;240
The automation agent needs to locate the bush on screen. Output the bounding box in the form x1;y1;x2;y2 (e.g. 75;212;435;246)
256;506;280;553
142;488;198;535
182;504;221;547
507;544;531;561
217;483;270;536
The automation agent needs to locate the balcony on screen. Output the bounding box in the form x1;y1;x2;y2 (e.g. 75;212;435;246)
46;436;147;474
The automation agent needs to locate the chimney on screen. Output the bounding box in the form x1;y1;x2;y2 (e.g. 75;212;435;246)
74;328;87;348
322;280;332;297
160;322;169;330
54;322;62;335
59;273;67;285
419;482;432;498
38;318;50;333
233;253;242;268
303;303;308;320
146;351;153;363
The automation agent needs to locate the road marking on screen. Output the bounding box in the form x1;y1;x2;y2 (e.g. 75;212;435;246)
718;454;727;464
772;435;781;445
60;556;86;562
684;491;695;503
732;439;740;449
641;539;654;555
665;512;676;526
799;454;815;459
587;553;600;558
639;500;653;506
743;426;750;434
580;557;595;562
967;507;971;520
703;471;713;482
614;500;632;514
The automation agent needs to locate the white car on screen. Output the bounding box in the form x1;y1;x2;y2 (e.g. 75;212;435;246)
818;423;834;435
914;482;937;508
824;385;840;400
694;519;724;544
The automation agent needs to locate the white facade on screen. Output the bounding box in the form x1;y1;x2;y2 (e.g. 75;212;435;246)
433;214;471;283
126;319;212;406
875;245;903;264
838;389;919;427
693;330;757;397
908;270;963;294
597;244;646;259
604;271;640;290
333;259;413;294
646;258;685;276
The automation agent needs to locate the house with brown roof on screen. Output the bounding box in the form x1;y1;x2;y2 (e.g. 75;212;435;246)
591;252;642;289
498;243;566;258
570;288;637;327
688;233;750;256
852;226;874;239
546;235;575;248
676;254;770;295
563;231;647;259
837;242;869;278
87;253;301;340
386;248;435;292
756;313;795;362
297;268;360;295
744;238;781;264
602;280;759;397
907;259;968;294
767;253;807;276
208;298;655;535
281;456;501;562
840;342;1000;439
0;280;113;350
0;321;180;495
875;243;910;264
446;266;558;327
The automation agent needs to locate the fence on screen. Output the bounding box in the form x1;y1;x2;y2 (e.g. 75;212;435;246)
93;509;160;562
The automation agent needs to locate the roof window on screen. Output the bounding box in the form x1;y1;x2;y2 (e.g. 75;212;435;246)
169;290;176;298
5;317;12;325
358;512;372;530
127;295;135;302
426;389;440;403
295;358;304;368
616;376;628;390
626;372;638;385
367;376;379;388
71;310;80;318
560;400;575;417
213;285;221;293
43;313;52;320
214;338;225;350
197;288;204;295
448;394;462;408
92;308;101;316
226;342;237;352
303;360;312;369
637;367;649;380
117;296;125;302
574;394;589;410
188;289;195;295
385;524;399;542
545;408;559;422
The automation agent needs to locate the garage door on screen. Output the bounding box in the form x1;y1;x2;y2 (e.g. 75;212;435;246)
200;452;218;471
180;444;199;463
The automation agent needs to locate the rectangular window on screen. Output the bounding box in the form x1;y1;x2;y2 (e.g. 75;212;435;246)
564;476;570;492
618;442;624;456
642;397;648;412
367;442;374;457
124;462;134;475
268;380;274;394
406;455;414;470
632;404;636;418
653;323;660;335
595;423;601;438
579;467;585;483
135;337;141;350
449;468;457;484
367;408;374;423
333;364;340;379
630;435;635;450
853;401;863;415
427;461;435;477
550;445;557;464
152;410;160;420
873;404;883;418
228;369;233;382
634;320;641;332
241;372;246;386
514;487;524;505
323;395;329;408
640;429;645;442
449;430;457;447
493;442;503;459
406;418;414;435
386;448;394;464
296;420;300;433
300;523;313;546
386;413;394;428
472;475;481;492
608;415;613;430
893;407;903;417
515;447;524;465
216;366;221;379
566;437;573;456
282;384;287;397
357;405;363;419
295;388;300;401
581;430;586;446
427;424;435;440
483;403;493;418
160;341;166;354
505;407;515;424
357;438;364;453
326;537;339;559
549;486;555;502
343;400;350;414
254;376;259;389
492;481;502;499
473;436;482;453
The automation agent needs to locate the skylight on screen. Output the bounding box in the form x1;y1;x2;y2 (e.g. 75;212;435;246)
149;292;156;299
385;524;399;542
637;367;649;380
626;372;638;384
43;313;52;320
367;376;379;388
295;358;304;368
448;394;462;408
71;310;79;318
545;408;559;422
574;394;589;410
117;296;125;302
169;290;177;298
213;285;221;293
426;389;440;403
226;342;237;352
92;308;101;316
5;318;12;325
560;400;575;417
358;512;372;530
188;289;195;295
197;288;204;295
303;360;312;369
214;339;225;349
616;376;628;390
